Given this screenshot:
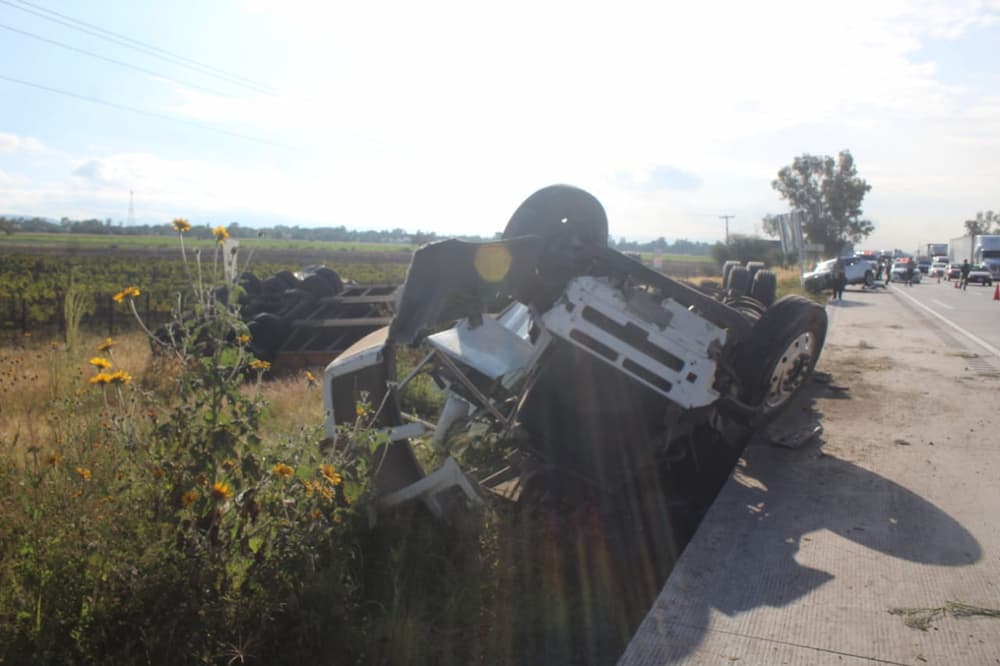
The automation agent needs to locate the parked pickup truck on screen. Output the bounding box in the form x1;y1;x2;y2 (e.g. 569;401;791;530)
802;256;875;292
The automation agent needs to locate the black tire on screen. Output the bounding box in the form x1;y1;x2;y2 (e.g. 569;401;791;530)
274;270;300;289
736;295;827;420
726;266;751;296
239;271;261;295
502;184;608;250
247;313;286;362
300;274;336;298
750;269;777;307
730;295;767;319
863;270;873;287
260;276;288;299
721;260;741;287
745;261;766;281
314;267;344;295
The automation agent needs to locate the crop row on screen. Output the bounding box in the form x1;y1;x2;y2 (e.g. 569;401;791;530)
0;253;406;333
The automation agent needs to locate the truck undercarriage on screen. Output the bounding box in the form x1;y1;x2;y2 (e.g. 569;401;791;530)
322;185;828;517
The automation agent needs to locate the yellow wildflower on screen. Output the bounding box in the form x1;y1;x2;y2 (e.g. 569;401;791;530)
97;338;115;352
46;452;63;466
272;463;294;480
108;370;132;385
172;217;192;233
237;334;250;345
181;489;199;507
301;479;316;497
75;466;92;481
355;404;367;418
320;464;342;486
304;370;317;386
89;357;112;370
112;286;141;303
249;359;270;371
213;226;230;242
89;372;113;385
211;481;233;502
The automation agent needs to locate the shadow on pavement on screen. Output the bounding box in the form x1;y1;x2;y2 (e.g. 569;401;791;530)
625;378;982;664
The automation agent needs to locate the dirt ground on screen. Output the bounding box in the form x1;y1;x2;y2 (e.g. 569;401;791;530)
811;285;999;466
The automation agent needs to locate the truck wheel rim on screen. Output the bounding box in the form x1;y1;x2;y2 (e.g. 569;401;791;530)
765;332;816;409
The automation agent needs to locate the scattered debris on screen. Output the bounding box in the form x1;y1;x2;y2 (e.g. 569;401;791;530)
766;422;823;449
889;601;1000;631
894;438;912;446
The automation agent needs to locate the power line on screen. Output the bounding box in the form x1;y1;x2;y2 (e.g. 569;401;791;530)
0;73;289;148
0;0;276;95
0;22;239;99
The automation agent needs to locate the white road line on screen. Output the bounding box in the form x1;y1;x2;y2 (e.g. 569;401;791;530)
892;286;1000;358
931;299;954;310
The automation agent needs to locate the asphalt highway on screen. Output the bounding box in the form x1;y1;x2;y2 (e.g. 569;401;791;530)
882;276;1000;358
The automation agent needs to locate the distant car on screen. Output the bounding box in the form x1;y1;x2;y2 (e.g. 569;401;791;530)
802;256;875;292
928;261;948;278
890;260;922;283
966;265;993;286
946;264;962;280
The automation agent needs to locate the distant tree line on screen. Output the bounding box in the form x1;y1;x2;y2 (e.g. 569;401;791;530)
609;236;712;255
0;216;462;245
1;216;717;255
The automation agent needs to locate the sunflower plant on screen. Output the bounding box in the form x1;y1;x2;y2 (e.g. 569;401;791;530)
0;217;384;665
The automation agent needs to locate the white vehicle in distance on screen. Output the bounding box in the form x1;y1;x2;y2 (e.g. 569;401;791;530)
928;261;948;278
890;259;922;283
966;265;994;286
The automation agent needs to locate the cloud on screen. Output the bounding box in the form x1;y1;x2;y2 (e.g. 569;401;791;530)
0;133;44;154
617;166;702;193
72;160;125;187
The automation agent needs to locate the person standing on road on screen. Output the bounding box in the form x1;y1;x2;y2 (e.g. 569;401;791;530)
961;259;971;290
904;261;914;287
833;262;847;300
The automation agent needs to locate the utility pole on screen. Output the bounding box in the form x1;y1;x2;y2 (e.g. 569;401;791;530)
127;190;136;227
719;215;734;244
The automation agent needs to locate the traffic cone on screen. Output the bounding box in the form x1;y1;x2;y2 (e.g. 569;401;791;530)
994;284;999;301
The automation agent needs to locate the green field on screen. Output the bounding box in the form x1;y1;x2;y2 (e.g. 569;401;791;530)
0;232;416;254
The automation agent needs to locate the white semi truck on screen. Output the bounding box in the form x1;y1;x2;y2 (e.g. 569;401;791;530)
950;235;1000;279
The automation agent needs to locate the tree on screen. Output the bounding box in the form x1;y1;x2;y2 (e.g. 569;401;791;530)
964;210;997;236
771;150;874;254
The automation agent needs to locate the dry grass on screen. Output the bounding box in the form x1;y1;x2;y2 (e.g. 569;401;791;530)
0;331;150;459
1;329;329;463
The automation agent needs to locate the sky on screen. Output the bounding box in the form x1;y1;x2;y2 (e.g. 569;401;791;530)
1;0;998;251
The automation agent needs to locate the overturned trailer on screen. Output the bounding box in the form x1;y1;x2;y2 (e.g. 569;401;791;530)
323;185;827;516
